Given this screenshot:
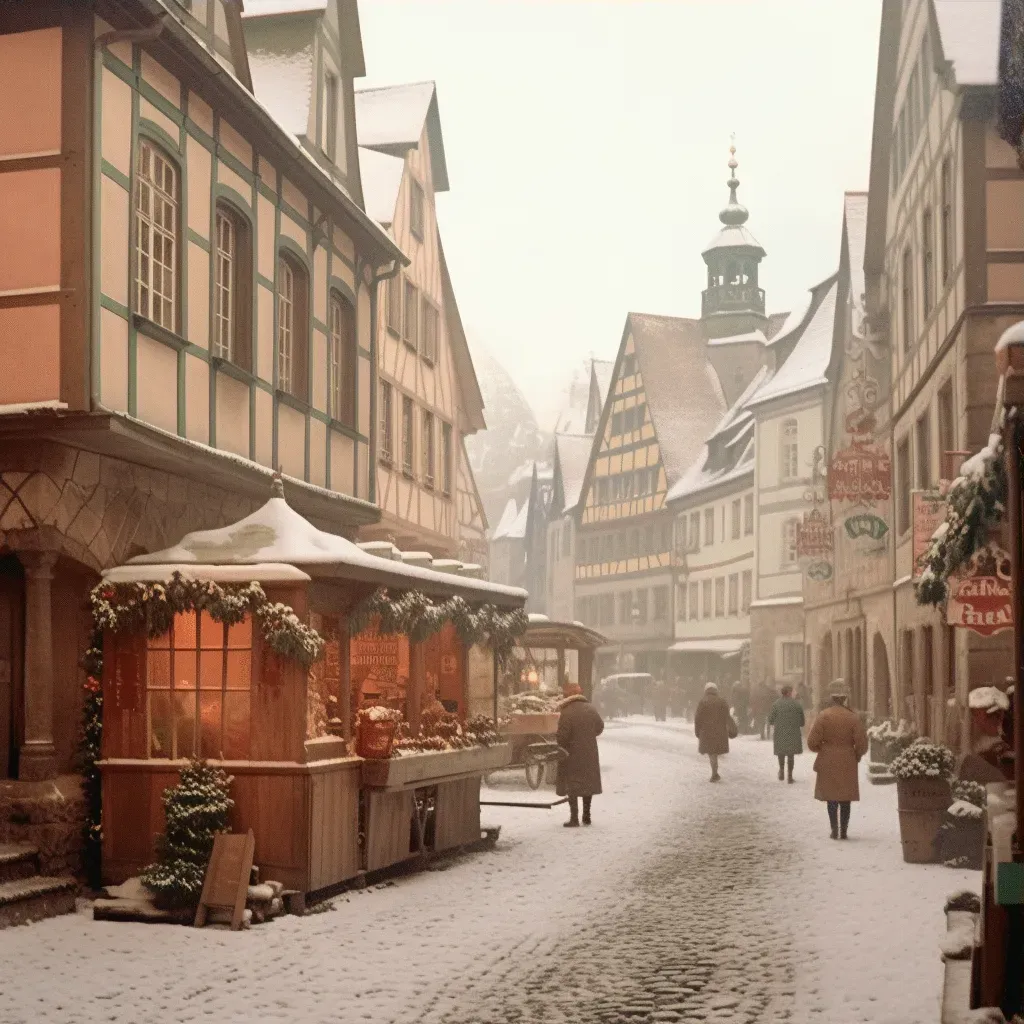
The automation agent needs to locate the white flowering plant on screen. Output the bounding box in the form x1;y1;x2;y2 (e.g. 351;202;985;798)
357;705;403;725
890;738;956;780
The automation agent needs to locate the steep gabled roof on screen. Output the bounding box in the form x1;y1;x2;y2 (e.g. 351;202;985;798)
747;276;839;409
592;359;614;404
439;238;486;433
355;81;450;192
554;433;595;515
358;146;404;225
628;313;727;486
492;498;520;540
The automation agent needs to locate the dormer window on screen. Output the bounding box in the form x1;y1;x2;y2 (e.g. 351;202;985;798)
321;72;338;160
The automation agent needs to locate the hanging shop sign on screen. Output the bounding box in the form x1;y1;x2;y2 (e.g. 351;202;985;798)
843;512;889;542
912;490;947;579
828;442;892;503
796;508;833;559
946;547;1013;637
806;560;834;582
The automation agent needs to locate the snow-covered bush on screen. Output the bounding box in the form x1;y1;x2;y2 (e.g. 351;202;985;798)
952;779;987;808
357;705;403;725
890;738;955;780
867;719;917;764
968;686;1011;715
945;889;981;914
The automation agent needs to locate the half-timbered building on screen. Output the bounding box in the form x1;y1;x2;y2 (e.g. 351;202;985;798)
354;81;489;568
0;0;402;864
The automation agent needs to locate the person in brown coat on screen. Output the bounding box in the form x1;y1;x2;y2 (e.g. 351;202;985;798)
694;682;736;782
807;679;869;839
556;682;604;827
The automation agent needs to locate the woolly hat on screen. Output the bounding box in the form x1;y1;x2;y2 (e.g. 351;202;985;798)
829;679;850;699
704;681;718;693
562;681;583;697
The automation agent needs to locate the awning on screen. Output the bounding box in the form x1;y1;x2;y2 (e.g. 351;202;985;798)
669;639;745;655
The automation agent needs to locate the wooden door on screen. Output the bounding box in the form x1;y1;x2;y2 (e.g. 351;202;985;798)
0;556;25;779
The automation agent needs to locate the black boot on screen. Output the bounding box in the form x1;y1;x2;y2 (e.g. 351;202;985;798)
828;802;839;840
777;757;785;782
787;756;795;784
582;796;592;826
564;796;580;828
840;802;850;840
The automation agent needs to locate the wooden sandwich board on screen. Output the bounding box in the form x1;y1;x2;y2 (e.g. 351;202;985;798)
193;830;255;930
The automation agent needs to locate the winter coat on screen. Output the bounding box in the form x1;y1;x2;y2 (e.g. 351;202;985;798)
768;697;805;756
556;695;604;797
694;692;734;756
806;703;868;802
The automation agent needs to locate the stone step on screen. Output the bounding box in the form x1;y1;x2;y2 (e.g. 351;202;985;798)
0;843;39;883
0;876;78;928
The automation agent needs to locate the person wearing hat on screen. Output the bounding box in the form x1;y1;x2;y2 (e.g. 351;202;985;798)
807;679;869;838
556;680;604;827
768;684;805;783
694;681;737;782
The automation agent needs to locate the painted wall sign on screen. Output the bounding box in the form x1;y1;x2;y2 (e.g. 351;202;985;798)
806;560;834;582
946;548;1013;637
912;490;947;578
828;442;892;503
797;508;833;559
844;512;889;541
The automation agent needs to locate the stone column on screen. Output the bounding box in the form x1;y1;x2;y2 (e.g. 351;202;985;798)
19;550;59;781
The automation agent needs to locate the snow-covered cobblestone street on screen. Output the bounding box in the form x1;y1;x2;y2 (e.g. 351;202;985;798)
0;720;972;1024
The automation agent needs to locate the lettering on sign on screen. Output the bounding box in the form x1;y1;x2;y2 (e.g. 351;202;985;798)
946;547;1013;637
351;634;401;682
828;442;892;503
912;490;947;579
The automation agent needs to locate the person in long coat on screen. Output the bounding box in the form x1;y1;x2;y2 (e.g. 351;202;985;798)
807;679;869;839
694;681;736;782
768;684;805;783
556;682;604;827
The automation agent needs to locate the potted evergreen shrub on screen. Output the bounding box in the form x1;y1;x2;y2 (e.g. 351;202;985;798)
891;739;955;864
937;780;987;870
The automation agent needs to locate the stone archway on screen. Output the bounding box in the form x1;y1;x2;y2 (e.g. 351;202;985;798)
872;633;892;722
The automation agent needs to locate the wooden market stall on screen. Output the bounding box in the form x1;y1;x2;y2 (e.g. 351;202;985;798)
513;616;607;699
95;480;525;895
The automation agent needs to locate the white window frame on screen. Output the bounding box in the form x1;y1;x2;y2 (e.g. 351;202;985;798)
781;641;804;676
401;395;415;476
422;409;435;488
213;208;235;360
135;139;178;330
277;256;295;394
780;419;799;482
378;381;394;463
782;517;799;567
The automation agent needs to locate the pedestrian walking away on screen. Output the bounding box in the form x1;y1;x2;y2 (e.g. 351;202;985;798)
768;684;805;783
694;681;737;782
556;680;605;827
806;679;869;839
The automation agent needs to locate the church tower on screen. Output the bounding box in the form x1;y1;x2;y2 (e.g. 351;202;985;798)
700;146;768;341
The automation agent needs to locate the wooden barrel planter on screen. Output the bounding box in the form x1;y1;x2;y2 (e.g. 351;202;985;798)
896;777;951;863
357;720;397;760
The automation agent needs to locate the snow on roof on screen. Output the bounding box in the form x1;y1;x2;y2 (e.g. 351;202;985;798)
242;0;327;17
748;278;838;408
126;487;526;602
492;498;519;539
707;329;767;348
629;313;727;486
707;366;768;440
765;295;811;348
245;34;315;137
934;0;1001;87
844;193;869;332
358;146;404;225
555;433;594;513
764;311;792;341
355;82;449;192
105;563;311;584
592;359;614;403
504;498;531;540
702;223;765;256
666;443;754;505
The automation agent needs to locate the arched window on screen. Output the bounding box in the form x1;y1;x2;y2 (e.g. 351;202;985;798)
213;202;252;368
329;291;356;424
134;138;180;330
780;418;799;481
277;253;308;399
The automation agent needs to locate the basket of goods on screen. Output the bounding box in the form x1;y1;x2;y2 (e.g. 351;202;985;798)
356;705;403;759
890;739;955;863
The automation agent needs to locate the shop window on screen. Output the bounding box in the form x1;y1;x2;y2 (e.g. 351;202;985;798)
147;612;252;760
135;139;180;331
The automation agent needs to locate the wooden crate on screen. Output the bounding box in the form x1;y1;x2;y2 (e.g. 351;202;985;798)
361;744;511;791
503;713;560;736
434;777;482;852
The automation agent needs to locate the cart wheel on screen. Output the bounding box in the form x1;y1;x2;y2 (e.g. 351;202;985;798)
524;758;544;790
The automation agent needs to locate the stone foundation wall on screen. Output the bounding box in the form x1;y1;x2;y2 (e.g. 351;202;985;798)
0;775;85;877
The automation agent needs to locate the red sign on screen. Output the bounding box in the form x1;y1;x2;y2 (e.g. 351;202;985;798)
828;442;892;503
797;508;833;559
912;491;947;579
947;548;1013;637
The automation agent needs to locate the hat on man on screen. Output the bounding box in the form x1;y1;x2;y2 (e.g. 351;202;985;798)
829;679;850;700
704;681;719;693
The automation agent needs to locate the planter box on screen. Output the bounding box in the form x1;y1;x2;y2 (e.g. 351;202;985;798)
504;713;560;736
896;776;952;811
899;807;945;863
361;744;512;791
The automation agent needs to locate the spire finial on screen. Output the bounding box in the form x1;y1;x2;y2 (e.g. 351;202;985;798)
719;135;749;227
271;470;285;500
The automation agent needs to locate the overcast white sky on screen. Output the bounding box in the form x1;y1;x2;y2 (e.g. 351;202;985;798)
358;0;883;429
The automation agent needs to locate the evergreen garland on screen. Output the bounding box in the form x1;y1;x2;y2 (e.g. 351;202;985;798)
78;632;104;888
140;759;234;909
89;573;325;665
916;430;1007;607
349;587;529;668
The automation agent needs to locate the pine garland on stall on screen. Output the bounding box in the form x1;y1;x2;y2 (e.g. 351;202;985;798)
349;588;528;668
917;377;1008;607
78;632;104;888
140;759;234;909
